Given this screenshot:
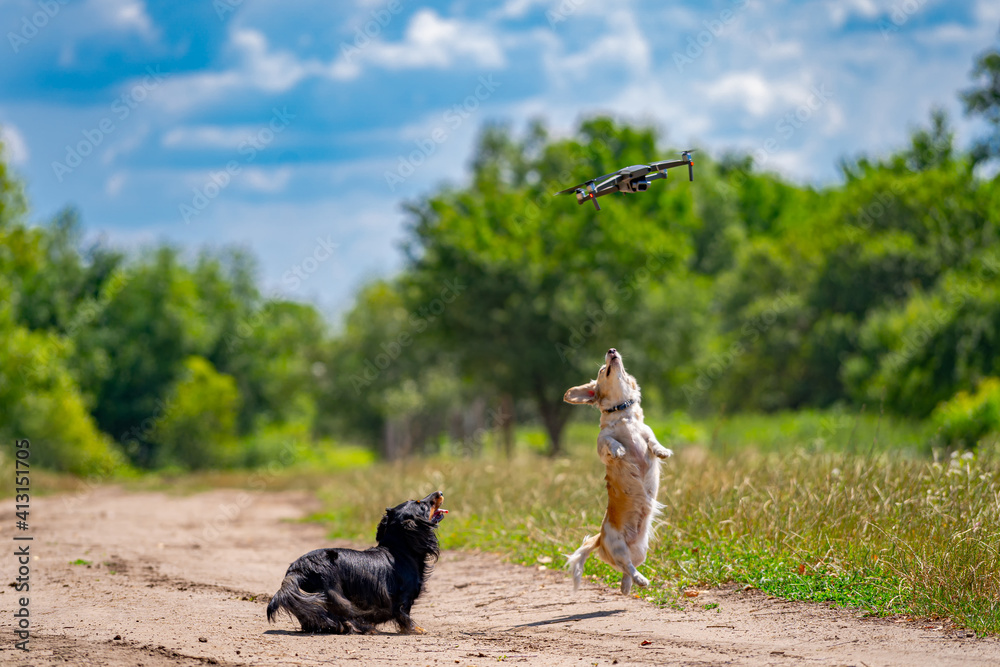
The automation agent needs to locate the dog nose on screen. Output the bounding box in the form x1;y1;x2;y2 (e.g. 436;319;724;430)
608;348;616;355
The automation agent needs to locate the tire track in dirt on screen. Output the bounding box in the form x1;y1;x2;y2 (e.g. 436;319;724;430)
1;487;995;666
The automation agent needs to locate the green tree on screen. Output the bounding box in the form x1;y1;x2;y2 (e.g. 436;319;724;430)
963;38;1000;165
150;356;240;469
403;119;692;453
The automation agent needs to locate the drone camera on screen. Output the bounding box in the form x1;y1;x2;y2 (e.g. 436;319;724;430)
624;179;651;193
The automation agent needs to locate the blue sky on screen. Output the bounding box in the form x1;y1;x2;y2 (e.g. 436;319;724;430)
1;0;997;316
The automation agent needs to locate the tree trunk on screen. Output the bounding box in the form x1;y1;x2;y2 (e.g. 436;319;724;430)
536;391;570;457
500;393;515;459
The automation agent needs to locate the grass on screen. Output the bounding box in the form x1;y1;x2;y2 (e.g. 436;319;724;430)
5;409;998;633
310;439;1000;635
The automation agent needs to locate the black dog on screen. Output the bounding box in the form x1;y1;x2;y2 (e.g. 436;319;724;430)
266;491;447;634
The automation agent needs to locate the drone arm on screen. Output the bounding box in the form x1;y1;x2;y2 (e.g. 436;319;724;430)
650;159;686;171
594;175;623;192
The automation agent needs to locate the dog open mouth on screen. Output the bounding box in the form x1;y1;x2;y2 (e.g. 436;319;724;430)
429;493;448;525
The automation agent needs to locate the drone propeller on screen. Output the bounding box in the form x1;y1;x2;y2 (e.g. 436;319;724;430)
682;150;695;182
588;181;600;211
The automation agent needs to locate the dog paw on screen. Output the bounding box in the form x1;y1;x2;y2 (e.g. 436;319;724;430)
611;445;627;459
654;447;673;459
406;625;427;635
634;573;650;588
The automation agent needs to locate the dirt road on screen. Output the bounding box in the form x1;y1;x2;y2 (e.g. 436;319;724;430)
1;487;996;666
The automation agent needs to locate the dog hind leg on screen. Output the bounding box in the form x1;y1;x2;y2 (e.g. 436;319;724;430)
604;530;650;594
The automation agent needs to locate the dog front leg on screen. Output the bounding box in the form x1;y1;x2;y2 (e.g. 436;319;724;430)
395;604;426;634
597;433;627;464
644;428;673;459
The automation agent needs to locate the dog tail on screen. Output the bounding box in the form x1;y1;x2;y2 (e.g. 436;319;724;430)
266;574;332;630
565;533;602;591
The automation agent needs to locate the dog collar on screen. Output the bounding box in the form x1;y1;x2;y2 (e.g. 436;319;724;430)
603;399;635;414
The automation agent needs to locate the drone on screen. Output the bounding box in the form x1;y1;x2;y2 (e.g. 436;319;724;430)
554;150;694;211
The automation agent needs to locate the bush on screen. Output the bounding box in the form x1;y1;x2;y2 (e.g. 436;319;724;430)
0;321;124;476
931;377;1000;448
151;356;240;469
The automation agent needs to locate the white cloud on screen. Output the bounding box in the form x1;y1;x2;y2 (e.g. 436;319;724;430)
825;0;879;27
157;13;506;112
161;125;257;150
697;71;804;117
87;0;155;37
102;123;150;165
349;10;506;73
242;166;292;193
105;171;127;196
975;0;1000;25
914;23;980;46
543;10;651;87
151;28;320;112
490;0;549;20
0;124;29;165
228;29;315;93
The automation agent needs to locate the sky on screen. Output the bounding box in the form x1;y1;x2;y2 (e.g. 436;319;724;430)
1;0;997;317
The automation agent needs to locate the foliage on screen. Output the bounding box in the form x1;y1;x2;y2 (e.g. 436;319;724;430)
2;42;1000;468
963;38;1000;165
403;119;704;452
150;356;240;470
931;377;1000;449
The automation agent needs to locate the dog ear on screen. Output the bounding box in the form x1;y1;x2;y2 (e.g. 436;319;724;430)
376;510;390;543
564;380;598;405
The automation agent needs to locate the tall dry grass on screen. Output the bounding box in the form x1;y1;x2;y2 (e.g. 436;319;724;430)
314;445;1000;633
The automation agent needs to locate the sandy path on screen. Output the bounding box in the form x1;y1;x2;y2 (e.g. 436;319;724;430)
0;487;995;666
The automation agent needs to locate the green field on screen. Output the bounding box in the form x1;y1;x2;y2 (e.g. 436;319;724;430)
294;413;998;635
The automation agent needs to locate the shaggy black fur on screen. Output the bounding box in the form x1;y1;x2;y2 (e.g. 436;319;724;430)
266;491;445;634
